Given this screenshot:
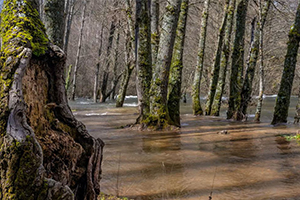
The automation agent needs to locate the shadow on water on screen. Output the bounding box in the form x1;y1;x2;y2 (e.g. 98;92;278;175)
71;96;300;200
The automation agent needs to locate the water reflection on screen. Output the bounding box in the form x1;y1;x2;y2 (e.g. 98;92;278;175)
71;97;300;199
142;132;182;153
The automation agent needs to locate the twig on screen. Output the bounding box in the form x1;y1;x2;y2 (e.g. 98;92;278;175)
209;165;218;200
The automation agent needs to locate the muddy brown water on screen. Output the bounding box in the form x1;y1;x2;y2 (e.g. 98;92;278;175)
70;96;300;200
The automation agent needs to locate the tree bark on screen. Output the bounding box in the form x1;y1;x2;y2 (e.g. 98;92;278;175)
272;0;300;125
211;0;236;116
151;0;160;63
227;0;249;120
71;0;87;101
116;0;135;108
65;64;73;91
205;0;229;116
135;0;152;123
254;0;271;122
42;0;66;48
0;1;104;200
240;0;271;119
167;0;189;127
147;0;182;129
191;0;210;116
110;30;121;100
99;19;116;103
63;0;75;53
93;25;104;103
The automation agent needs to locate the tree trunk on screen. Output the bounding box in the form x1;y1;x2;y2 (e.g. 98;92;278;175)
41;0;65;48
240;0;271;119
205;0;229;116
71;0;87;101
110;30;121;100
272;0;300;125
254;0;271;122
151;0;160;63
227;0;249;120
191;0;210;116
116;0;135;108
0;1;104;200
211;0;236;116
254;1;265;122
116;66;134;107
147;0;182;129
135;0;152;123
99;19;116;103
93;25;104;103
167;0;189;127
65;64;73;91
63;0;75;53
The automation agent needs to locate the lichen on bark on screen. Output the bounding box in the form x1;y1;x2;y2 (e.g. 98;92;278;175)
272;0;300;125
205;0;229;116
167;0;189;127
191;0;210;116
227;0;249;120
146;0;181;130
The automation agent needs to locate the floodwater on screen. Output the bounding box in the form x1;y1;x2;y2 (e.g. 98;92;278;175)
70;96;300;200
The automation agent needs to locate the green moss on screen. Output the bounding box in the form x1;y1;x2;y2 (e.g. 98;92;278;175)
0;0;50;137
1;0;49;57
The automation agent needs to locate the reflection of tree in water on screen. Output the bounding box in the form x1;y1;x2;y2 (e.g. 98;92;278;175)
142;132;182;153
140;132;188;199
212;134;259;161
275;136;300;185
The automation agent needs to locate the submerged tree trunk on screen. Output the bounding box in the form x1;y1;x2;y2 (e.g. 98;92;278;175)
135;0;152;123
272;0;300;125
151;0;160;63
71;0;87;101
191;0;210;116
240;0;271;119
167;0;189;127
205;0;229;115
211;0;236;116
116;0;135;108
227;0;249;120
147;0;181;129
0;1;104;200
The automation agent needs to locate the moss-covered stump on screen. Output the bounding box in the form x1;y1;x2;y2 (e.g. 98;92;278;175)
0;0;104;199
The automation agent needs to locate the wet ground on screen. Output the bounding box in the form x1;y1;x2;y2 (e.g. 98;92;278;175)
70;96;300;200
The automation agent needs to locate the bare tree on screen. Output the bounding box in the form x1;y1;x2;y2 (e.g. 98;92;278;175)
135;0;152;123
168;0;190;127
147;0;182;129
205;0;230;116
116;0;135;107
272;0;300;124
240;0;271;120
71;0;88;101
192;0;210;116
227;0;249;120
211;0;236;116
